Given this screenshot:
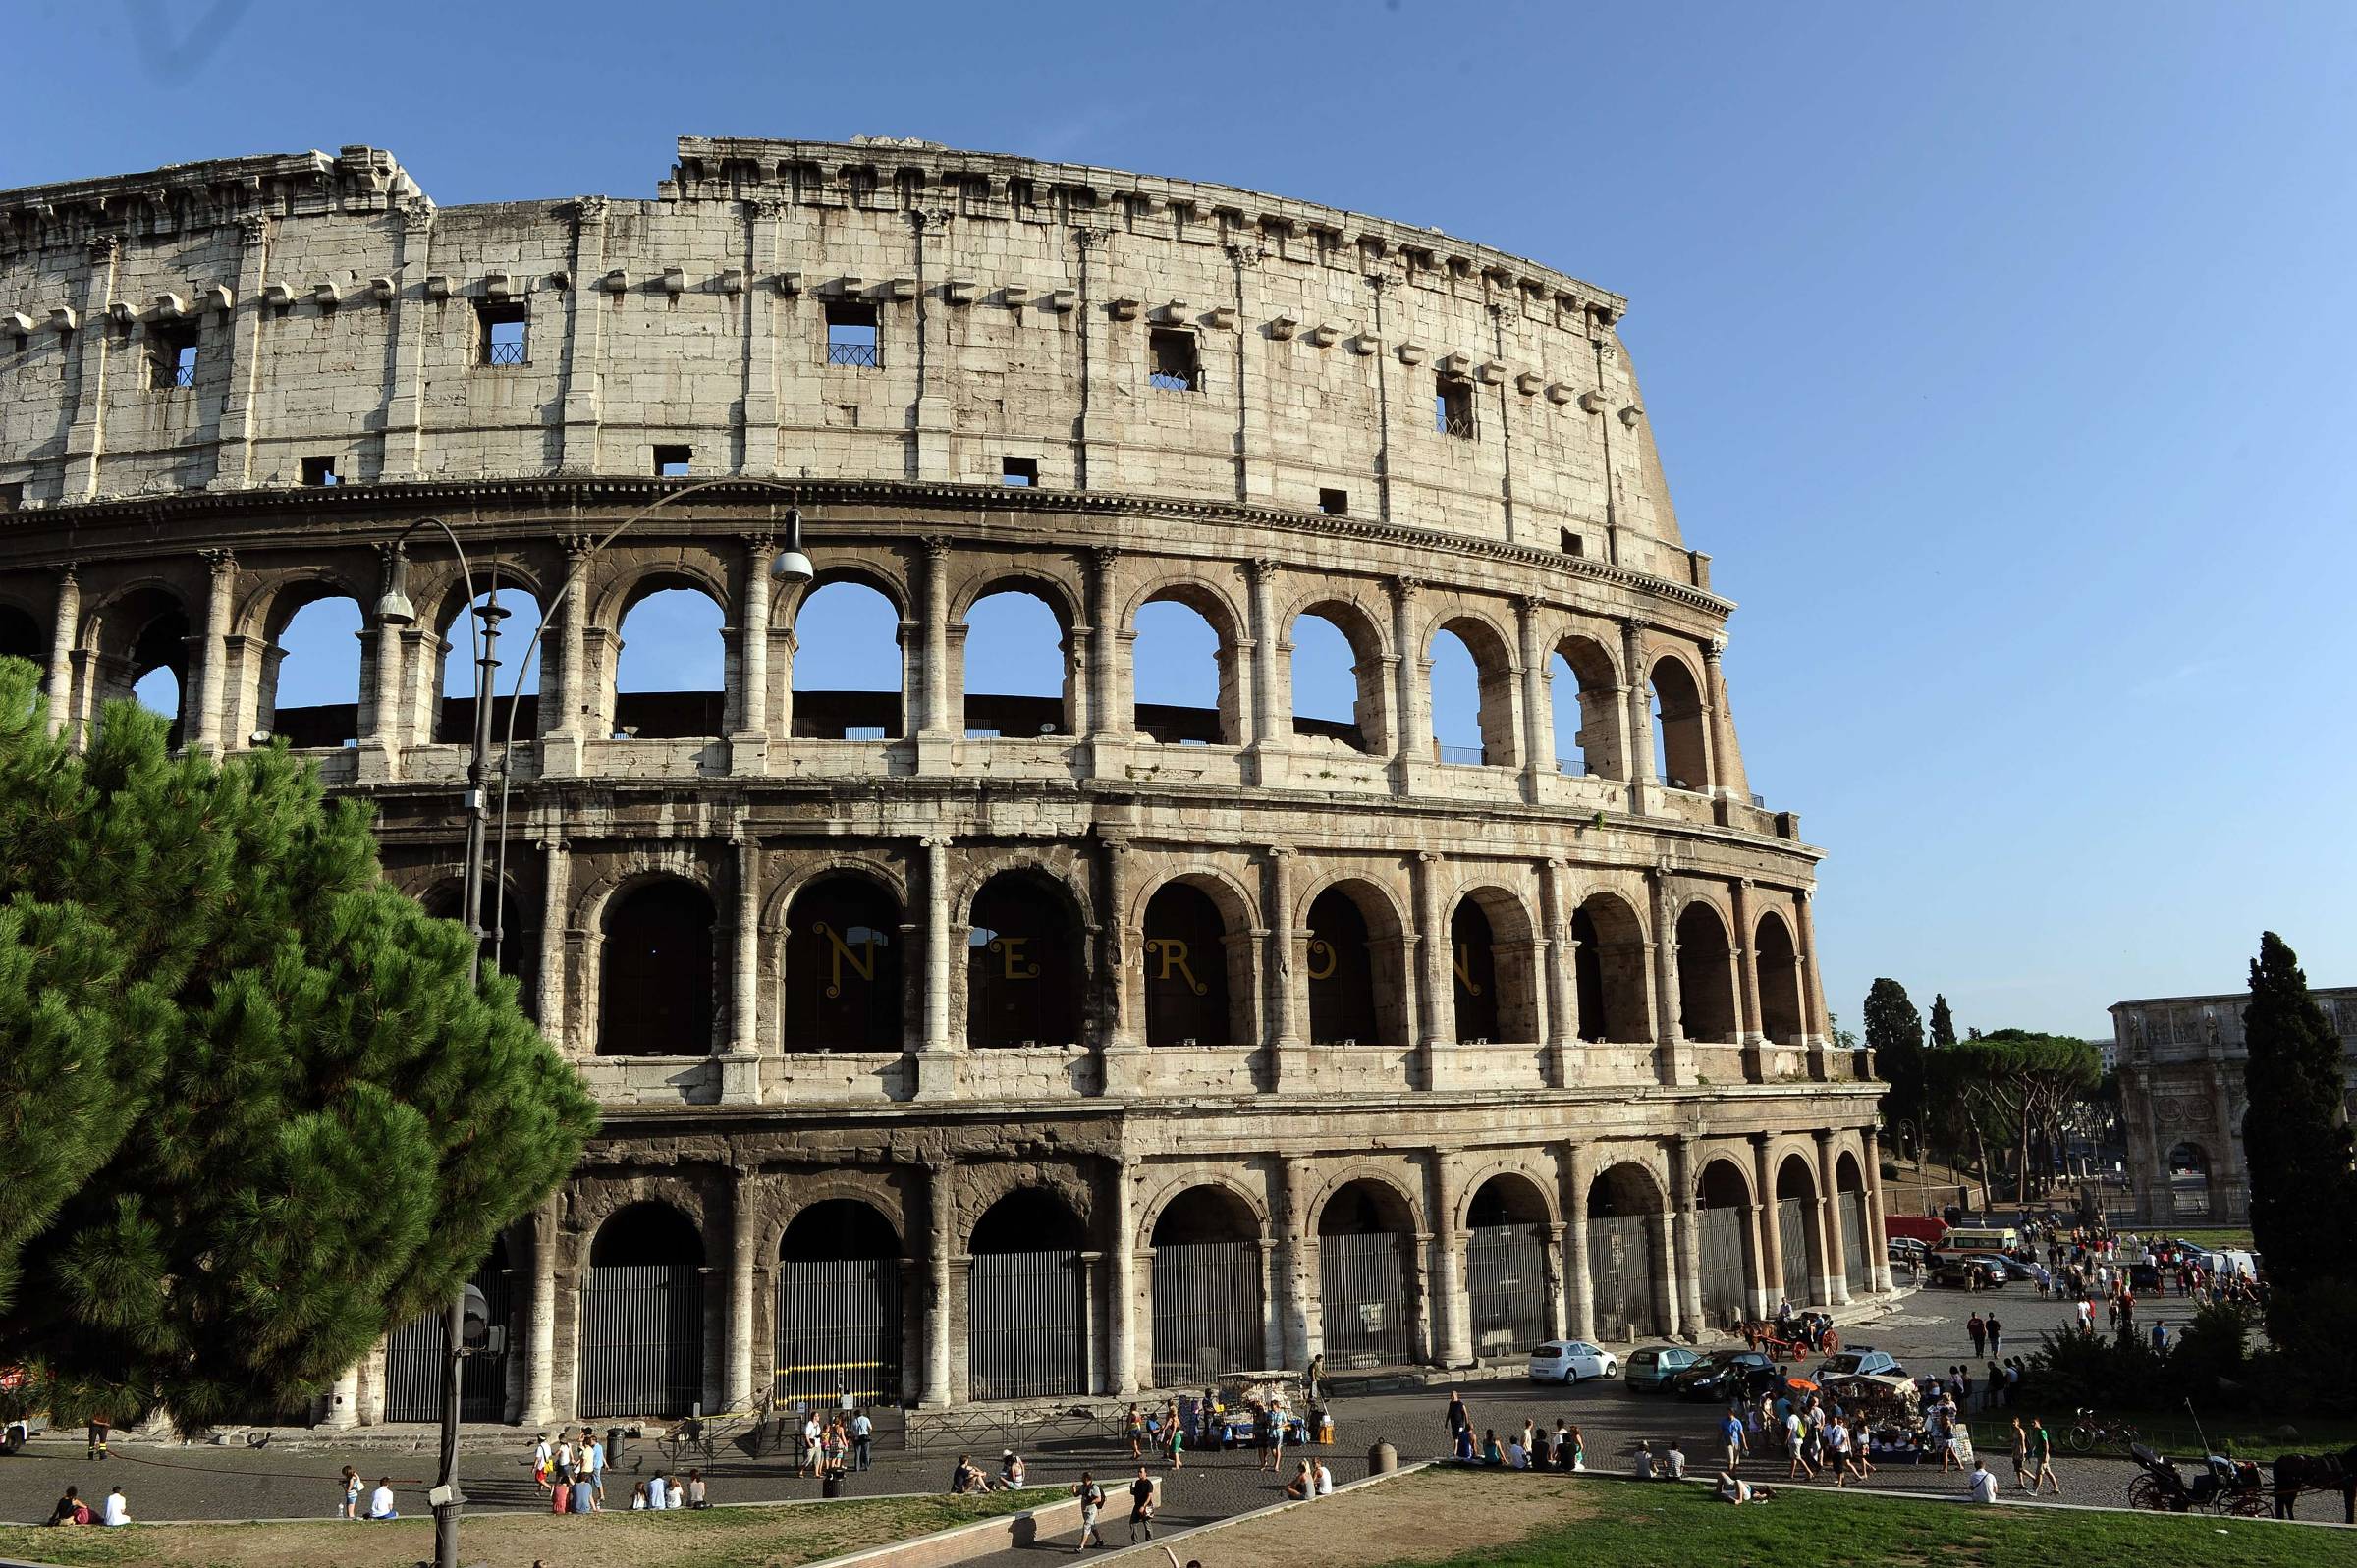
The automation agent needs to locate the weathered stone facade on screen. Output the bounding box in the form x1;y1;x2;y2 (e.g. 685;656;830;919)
0;138;1886;1426
2111;987;2357;1225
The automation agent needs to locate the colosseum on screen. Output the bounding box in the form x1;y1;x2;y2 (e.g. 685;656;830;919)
0;137;1887;1430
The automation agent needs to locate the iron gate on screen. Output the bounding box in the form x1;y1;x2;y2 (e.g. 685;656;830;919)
579;1264;706;1417
1319;1231;1414;1366
966;1250;1084;1401
1585;1213;1657;1340
774;1258;904;1407
1777;1198;1816;1303
1695;1205;1749;1328
1840;1192;1870;1293
1465;1223;1550;1356
1150;1241;1263;1385
385;1263;515;1423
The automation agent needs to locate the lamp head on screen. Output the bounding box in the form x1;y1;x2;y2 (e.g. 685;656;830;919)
375;548;417;625
770;505;815;585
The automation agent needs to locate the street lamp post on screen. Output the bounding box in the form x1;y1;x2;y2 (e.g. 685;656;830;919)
372;486;812;1568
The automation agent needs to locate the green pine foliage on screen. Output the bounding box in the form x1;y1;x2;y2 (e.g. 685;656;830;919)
2241;932;2357;1341
0;657;597;1431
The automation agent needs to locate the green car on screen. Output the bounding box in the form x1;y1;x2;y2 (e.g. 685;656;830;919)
1622;1344;1702;1392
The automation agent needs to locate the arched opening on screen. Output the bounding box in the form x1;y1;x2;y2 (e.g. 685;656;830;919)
1465;1175;1553;1357
2165;1142;2212;1217
580;1202;706;1417
1755;911;1803;1044
90;587;190;747
264;591;364;747
1305;886;1386;1046
1428;618;1514;768
1548;635;1621;779
1149;1185;1262;1385
1288;603;1384;754
1131;593;1236;745
0;605;42;667
1448;889;1539;1046
436;584;544;745
966;1189;1087;1400
777;1200;904;1407
966;869;1084;1048
614;584;727;739
1451;898;1500;1044
1318;1179;1420;1367
1695;1161;1757;1331
1141;881;1235;1047
1586;1164;1665;1341
599;880;717;1055
961;585;1070;738
386;1234;516;1422
781;874;904;1052
1775;1155;1825;1306
418;880;532;1006
1650;655;1708;792
1835;1153;1870;1295
1571;893;1652;1045
790;577;904;739
1674;902;1738;1044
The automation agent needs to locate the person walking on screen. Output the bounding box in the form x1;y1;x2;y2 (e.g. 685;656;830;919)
1126;1402;1146;1459
2008;1417;2030;1490
1720;1407;1746;1473
1967;1312;1986;1358
801;1411;824;1478
1165;1408;1185;1470
1783;1408;1814;1480
1128;1467;1157;1542
1985;1313;2002;1356
1444;1389;1469;1449
2027;1417;2061;1495
852;1408;873;1472
1072;1473;1107;1552
532;1433;553;1492
1305;1351;1326;1403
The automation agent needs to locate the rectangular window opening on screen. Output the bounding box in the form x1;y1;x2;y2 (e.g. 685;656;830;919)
1318;487;1349;515
1561;528;1585;558
149;321;200;390
477;301;529;366
1002;457;1039;487
0;482;24;513
652;444;693;477
1149;327;1200;392
825;301;880;368
1435;376;1475;438
301;456;340;487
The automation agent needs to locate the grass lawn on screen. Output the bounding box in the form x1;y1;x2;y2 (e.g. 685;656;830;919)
2077;1409;2357;1462
2168;1227;2258;1250
0;1487;1062;1568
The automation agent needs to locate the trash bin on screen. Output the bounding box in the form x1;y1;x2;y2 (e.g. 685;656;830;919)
1367;1439;1397;1475
606;1426;626;1467
823;1472;844;1498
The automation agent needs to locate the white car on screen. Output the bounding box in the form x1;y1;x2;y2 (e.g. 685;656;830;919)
1527;1340;1619;1383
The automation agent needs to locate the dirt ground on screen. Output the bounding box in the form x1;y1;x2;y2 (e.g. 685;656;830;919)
1139;1468;1590;1567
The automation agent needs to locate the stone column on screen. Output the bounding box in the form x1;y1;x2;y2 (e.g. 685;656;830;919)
1100;831;1137;1057
1429;1150;1471;1366
916;540;955;766
1255;1239;1284;1369
1282;1156;1319;1365
1703;638;1748;801
1650;871;1686;1084
733;533;776;773
1649;1206;1681;1341
1815;1130;1848;1306
1084;547;1122;760
1390;575;1428;792
726;1179;758;1409
1263;846;1301;1052
209;215;274;488
1620;620;1655;793
1731;879;1763;1050
1861;1128;1894;1294
1562;1146;1595;1341
542;535;592;776
1539;858;1574;1084
45;565;78;739
1671;1136;1705;1333
922;1162;955;1408
557;196;610;472
192;549;236;754
1107;1159;1137;1393
917;836;956;1095
62;236;120;502
1543;1221;1569;1340
730;836;762;1056
1246;558;1286;779
1515;594;1550;803
523;1194;559;1426
1795;889;1831;1075
740;200;786;474
1753;1134;1785;1308
537;838;572;1047
1413;851;1451;1084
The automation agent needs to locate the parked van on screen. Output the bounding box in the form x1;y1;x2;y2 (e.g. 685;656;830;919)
1935;1225;2018;1257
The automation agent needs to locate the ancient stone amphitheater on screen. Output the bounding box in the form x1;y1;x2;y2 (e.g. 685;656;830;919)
0;138;1887;1429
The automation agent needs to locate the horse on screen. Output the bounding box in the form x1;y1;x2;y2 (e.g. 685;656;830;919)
2270;1444;2357;1521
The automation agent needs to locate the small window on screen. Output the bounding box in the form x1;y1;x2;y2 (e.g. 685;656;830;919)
301;456;340;487
1561;528;1584;558
1435;376;1475;438
1002;457;1039;487
1318;487;1348;515
1149;327;1199;392
0;482;23;513
652;445;693;477
477;301;528;366
826;301;880;367
149;320;200;390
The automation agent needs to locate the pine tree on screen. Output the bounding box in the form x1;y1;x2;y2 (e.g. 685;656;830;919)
0;659;598;1431
2241;932;2357;1321
1865;978;1925;1148
1929;994;1957;1049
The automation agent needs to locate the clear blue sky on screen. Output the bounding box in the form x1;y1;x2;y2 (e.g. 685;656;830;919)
18;1;2355;1038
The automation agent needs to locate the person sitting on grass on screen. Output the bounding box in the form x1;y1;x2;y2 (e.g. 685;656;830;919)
630;1481;651;1510
47;1487;88;1526
685;1469;707;1508
1967;1458;2001;1504
1633;1441;1655;1480
1453;1423;1476;1462
1285;1459;1315;1500
1000;1450;1028;1490
366;1478;397;1520
1480;1429;1506;1466
951;1454;985;1495
1664;1441;1688;1480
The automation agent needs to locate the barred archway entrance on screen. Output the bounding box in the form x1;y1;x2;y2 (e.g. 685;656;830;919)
1149;1186;1263;1385
1586;1164;1665;1341
1317;1180;1418;1367
1694;1161;1756;1330
384;1236;515;1423
775;1201;905;1408
1465;1175;1553;1357
1836;1153;1871;1296
579;1203;706;1417
1775;1156;1825;1306
965;1190;1086;1400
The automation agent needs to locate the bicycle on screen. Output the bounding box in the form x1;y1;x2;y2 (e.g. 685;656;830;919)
2064;1408;2141;1454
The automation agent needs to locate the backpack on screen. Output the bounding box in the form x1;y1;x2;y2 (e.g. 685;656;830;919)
1084;1484;1104;1508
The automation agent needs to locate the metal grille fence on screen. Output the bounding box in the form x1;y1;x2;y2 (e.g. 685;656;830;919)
1840;1192;1870;1293
1778;1199;1817;1301
484;337;526;366
774;1258;904;1407
384;1264;514;1423
1319;1231;1414;1367
579;1264;705;1417
1585;1213;1658;1341
1465;1224;1551;1357
828;340;881;368
966;1250;1084;1401
1695;1205;1750;1328
1150;1242;1262;1386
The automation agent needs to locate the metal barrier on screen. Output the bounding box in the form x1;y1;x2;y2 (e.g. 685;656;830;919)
1465;1223;1550;1357
774;1257;904;1408
1696;1205;1749;1327
1151;1241;1263;1386
384;1263;514;1423
579;1263;706;1417
1320;1231;1415;1366
967;1249;1085;1401
1586;1212;1658;1340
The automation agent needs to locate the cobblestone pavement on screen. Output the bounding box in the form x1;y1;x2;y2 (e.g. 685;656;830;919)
0;1279;2190;1537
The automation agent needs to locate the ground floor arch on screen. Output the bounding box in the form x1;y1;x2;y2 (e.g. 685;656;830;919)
966;1189;1087;1400
1465;1174;1554;1356
1586;1163;1666;1341
776;1199;906;1407
580;1202;707;1417
1774;1155;1825;1306
1148;1185;1264;1385
1694;1160;1757;1330
1317;1179;1420;1367
384;1234;516;1423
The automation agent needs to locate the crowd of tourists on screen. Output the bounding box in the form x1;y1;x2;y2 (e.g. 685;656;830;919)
42;1484;130;1527
1442;1388;1589;1472
525;1428;709;1515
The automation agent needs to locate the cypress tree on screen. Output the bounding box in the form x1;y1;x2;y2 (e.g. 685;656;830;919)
2241;932;2357;1318
0;659;597;1430
1865;978;1926;1142
1929;993;1957;1049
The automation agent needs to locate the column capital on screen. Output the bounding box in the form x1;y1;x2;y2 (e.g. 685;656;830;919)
1389;573;1424;598
921;535;953;563
1085;544;1120;570
1263;843;1295;860
51;561;79;586
744;196;791;221
920;832;953;851
201;547;237;575
560;531;597;561
740;531;777;557
1247;556;1283;583
237;214;269;248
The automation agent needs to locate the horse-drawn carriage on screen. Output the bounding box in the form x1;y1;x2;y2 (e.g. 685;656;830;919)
2124;1442;2269;1517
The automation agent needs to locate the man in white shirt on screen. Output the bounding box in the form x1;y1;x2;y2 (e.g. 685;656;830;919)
852;1409;874;1471
1967;1459;2001;1504
1664;1442;1687;1480
367;1479;397;1520
647;1473;670;1509
101;1487;131;1527
1507;1437;1527;1469
1313;1459;1334;1496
